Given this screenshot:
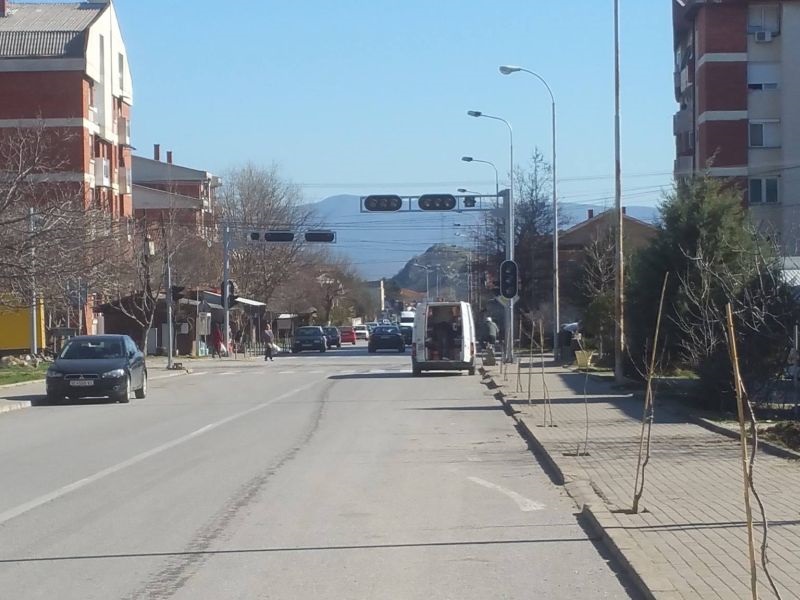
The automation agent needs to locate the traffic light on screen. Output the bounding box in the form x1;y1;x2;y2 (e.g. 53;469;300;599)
418;194;457;211
463;196;477;208
220;280;239;307
249;232;261;241
171;285;186;303
263;231;295;243
304;230;336;243
499;260;518;299
363;195;403;212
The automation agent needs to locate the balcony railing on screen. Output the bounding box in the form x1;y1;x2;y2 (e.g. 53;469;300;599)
118;116;131;146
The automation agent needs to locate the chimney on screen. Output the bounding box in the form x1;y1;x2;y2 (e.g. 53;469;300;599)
622;206;627;215
153;144;161;161
587;209;594;219
166;151;173;164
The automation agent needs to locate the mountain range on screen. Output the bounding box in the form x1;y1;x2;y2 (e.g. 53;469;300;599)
310;194;659;280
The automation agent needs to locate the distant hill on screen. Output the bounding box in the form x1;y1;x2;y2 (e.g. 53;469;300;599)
310;194;658;280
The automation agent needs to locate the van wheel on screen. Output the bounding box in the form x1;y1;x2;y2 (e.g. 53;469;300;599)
412;364;422;377
134;371;147;398
468;367;476;376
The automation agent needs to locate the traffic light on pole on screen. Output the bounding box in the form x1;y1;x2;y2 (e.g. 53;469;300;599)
304;230;336;243
418;194;457;211
263;231;295;243
499;260;518;299
363;195;403;212
227;280;238;306
463;196;477;208
171;285;186;303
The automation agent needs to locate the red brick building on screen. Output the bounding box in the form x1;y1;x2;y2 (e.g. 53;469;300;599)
132;145;219;237
0;0;133;216
673;1;800;252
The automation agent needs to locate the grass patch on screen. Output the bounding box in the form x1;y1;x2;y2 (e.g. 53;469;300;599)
0;363;48;386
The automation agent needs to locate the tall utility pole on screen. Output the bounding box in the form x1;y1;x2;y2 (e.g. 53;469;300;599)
29;208;38;355
613;0;625;382
222;223;231;354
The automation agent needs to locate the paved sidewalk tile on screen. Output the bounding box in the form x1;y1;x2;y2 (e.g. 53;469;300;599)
488;361;800;600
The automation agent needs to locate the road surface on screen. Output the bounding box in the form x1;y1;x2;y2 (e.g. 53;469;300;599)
0;344;637;599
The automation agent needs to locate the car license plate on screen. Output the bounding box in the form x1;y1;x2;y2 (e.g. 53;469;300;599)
381;335;391;339
69;380;94;387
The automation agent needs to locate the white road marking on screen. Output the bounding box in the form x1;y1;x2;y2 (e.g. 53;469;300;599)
218;372;237;376
188;371;208;376
0;381;319;527
467;476;545;512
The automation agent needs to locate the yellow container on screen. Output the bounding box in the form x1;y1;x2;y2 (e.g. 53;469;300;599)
0;301;45;352
575;350;595;369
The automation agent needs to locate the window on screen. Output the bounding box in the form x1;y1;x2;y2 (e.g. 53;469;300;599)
749;120;781;148
749;178;779;204
748;62;779;90
118;53;124;91
748;5;780;33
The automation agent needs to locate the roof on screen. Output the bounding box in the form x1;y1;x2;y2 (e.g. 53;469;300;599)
132;155;216;184
132;184;205;210
0;3;106;58
560;209;657;238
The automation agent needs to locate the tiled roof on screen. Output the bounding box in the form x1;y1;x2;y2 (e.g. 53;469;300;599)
0;2;106;58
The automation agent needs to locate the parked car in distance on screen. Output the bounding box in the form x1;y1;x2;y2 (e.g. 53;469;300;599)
292;326;327;353
354;324;370;340
340;326;357;345
366;322;378;333
400;325;413;346
323;326;341;349
46;335;146;404
368;326;405;353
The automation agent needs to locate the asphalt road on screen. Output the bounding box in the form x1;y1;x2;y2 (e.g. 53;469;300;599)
0;343;637;599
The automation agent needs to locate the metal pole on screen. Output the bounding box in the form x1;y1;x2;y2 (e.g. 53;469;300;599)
166;256;174;369
436;267;440;299
551;100;560;361
507;131;515;363
613;0;625;382
77;277;83;335
29;208;38;355
223;223;231;355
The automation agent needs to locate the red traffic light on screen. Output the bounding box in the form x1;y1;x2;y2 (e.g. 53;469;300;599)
363;195;403;212
418;194;457;211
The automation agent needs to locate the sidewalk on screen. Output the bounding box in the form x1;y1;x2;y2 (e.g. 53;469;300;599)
482;359;800;600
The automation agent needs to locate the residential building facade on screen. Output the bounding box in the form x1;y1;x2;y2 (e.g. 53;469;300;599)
132;145;219;236
673;0;800;252
0;0;133;216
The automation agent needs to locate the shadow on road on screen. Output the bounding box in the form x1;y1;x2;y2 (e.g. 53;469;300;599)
328;373;411;380
408;405;504;412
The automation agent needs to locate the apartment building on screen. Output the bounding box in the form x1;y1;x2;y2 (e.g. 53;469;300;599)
0;0;133;216
673;1;800;251
132;145;220;236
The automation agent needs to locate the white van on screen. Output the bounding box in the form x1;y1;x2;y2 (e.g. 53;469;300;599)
411;301;476;376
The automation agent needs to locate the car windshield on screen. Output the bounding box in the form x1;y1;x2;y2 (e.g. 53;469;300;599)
296;328;320;337
60;339;125;360
374;327;399;335
324;328;338;334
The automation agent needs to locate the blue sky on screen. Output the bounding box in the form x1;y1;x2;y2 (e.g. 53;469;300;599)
114;0;676;210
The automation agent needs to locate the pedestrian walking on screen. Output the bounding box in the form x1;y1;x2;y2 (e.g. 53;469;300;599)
211;323;223;358
483;316;498;351
263;324;275;361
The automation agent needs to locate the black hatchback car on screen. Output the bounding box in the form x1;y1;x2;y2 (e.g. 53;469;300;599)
46;335;147;404
291;326;327;353
323;326;341;349
368;326;405;353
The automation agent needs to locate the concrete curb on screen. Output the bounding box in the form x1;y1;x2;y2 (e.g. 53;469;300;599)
688;414;800;461
0;400;33;414
479;366;679;600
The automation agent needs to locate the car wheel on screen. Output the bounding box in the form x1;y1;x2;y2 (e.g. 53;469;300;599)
412;365;422;377
320;346;326;353
352;341;356;345
338;343;342;349
115;374;131;404
398;345;405;353
134;371;147;399
368;347;375;353
468;367;476;376
46;392;62;405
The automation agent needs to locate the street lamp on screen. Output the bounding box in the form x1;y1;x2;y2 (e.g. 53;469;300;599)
461;157;499;201
467;110;514;362
499;64;560;360
412;263;431;301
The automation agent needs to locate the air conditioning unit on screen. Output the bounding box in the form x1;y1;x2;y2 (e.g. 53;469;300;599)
755;31;774;43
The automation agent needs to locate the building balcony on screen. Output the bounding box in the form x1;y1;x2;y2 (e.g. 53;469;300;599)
674;155;694;176
119;166;132;194
118;116;131;146
673;108;693;135
88;105;98;124
94;158;110;188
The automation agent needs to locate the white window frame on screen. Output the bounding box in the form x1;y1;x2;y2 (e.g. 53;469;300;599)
749;120;781;148
748;5;780;34
747;62;780;91
749;177;780;204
